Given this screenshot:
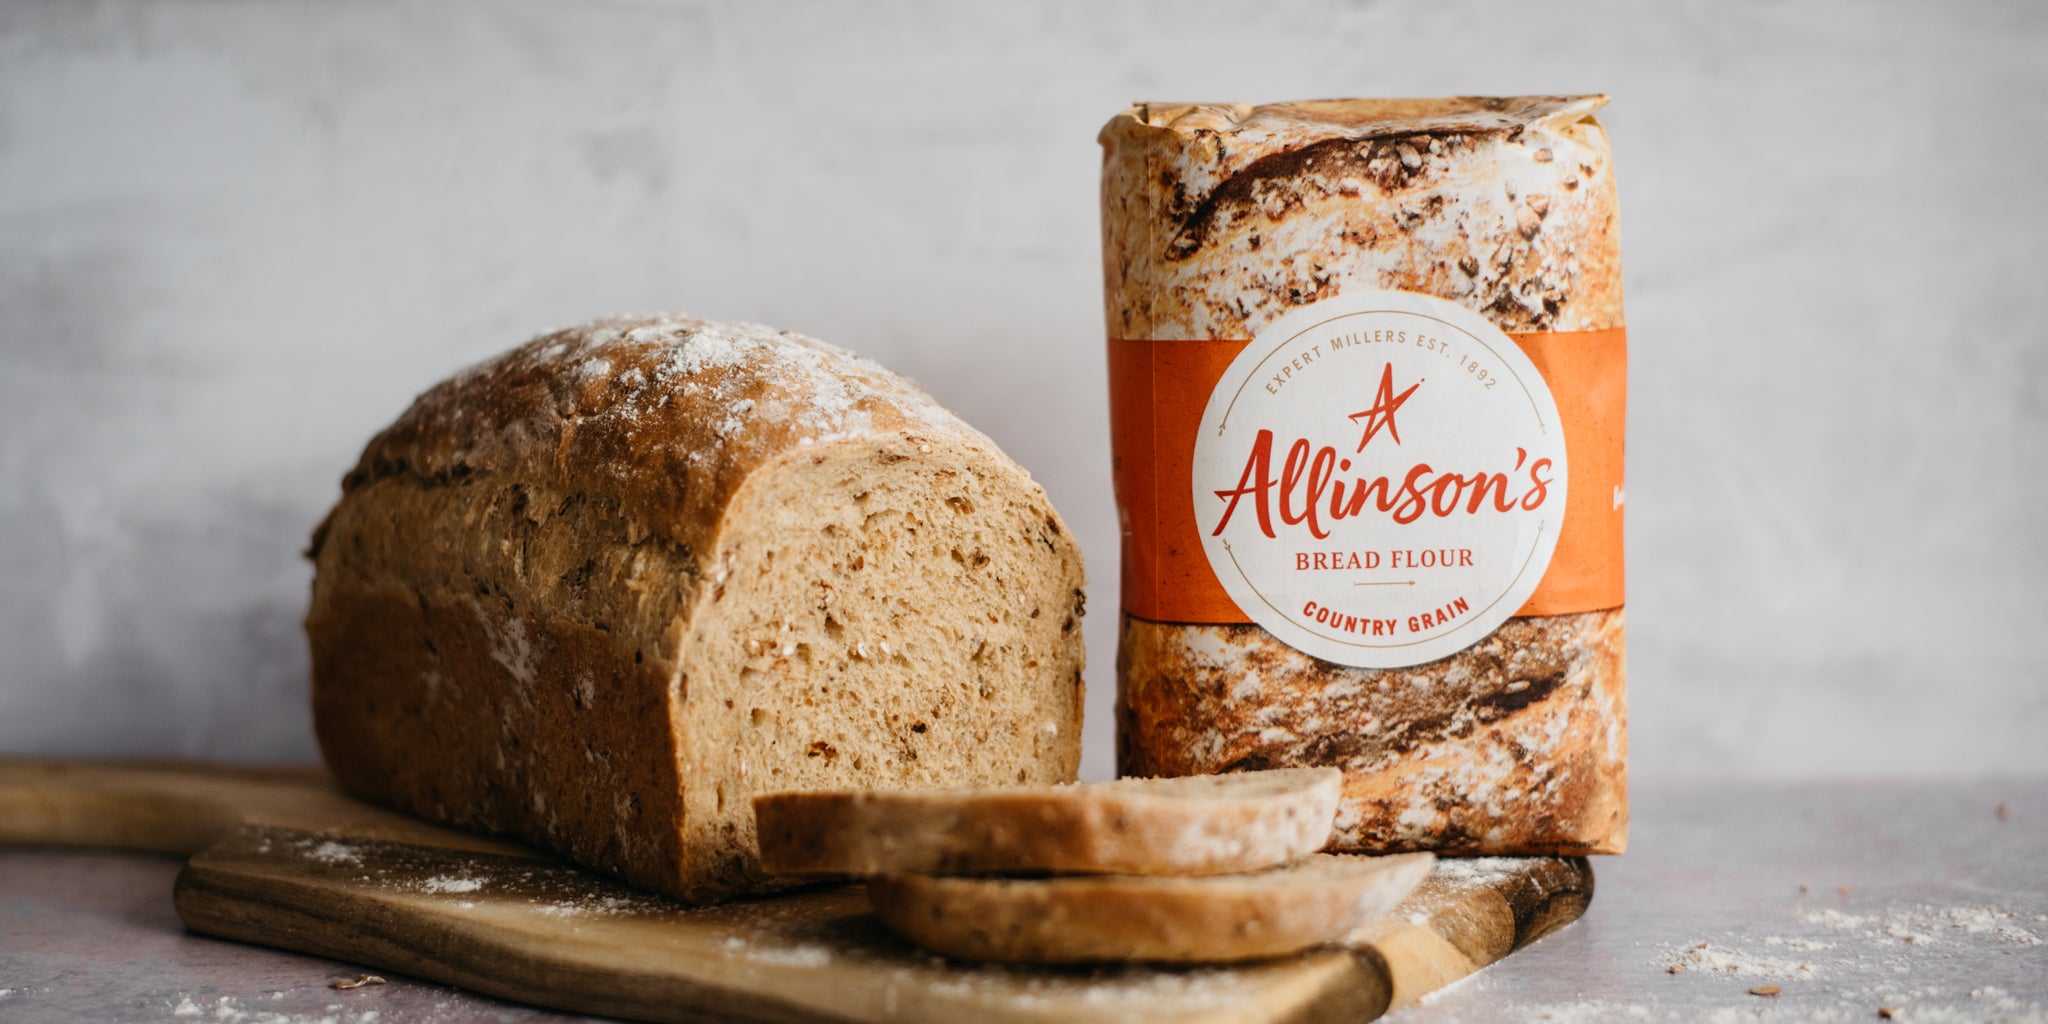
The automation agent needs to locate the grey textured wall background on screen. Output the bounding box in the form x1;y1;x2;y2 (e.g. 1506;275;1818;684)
2;0;2043;783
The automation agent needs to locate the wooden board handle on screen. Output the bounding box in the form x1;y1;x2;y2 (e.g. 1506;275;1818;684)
0;758;525;857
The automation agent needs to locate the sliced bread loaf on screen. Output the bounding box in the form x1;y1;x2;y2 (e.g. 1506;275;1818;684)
868;852;1434;963
754;767;1341;878
307;315;1087;904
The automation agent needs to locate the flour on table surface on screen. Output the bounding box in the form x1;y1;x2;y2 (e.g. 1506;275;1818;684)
1422;987;2047;1024
156;987;556;1024
1662;942;1819;978
1412;969;1484;1006
1409;894;2046;1024
1802;903;2043;947
1514;1001;1656;1023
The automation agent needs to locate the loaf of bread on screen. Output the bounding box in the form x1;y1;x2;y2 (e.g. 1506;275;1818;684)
1102;97;1627;854
306;315;1087;903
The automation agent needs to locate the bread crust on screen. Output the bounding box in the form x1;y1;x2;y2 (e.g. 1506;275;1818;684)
867;852;1435;964
754;768;1341;878
308;316;1086;902
322;317;1001;559
1101;97;1627;854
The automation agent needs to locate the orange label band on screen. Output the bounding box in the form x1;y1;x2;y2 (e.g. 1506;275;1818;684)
1110;328;1626;624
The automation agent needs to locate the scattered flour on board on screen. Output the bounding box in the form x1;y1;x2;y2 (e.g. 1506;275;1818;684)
718;936;832;967
920;965;1241;1010
533;894;656;917
1070;969;1242;1008
417;875;485;894
303;841;362;866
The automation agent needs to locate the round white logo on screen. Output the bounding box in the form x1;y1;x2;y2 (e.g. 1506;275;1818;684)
1193;290;1567;668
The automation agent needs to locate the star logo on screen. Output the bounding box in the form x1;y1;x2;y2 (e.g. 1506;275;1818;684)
1348;364;1422;453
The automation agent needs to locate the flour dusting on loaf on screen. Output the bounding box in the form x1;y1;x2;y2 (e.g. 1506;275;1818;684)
308;314;1086;903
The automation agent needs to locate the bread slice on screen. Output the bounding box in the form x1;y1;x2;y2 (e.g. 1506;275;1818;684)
868;852;1434;963
307;315;1086;904
755;768;1340;878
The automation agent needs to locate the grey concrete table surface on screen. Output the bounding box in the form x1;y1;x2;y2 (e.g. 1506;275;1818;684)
1;781;2042;1024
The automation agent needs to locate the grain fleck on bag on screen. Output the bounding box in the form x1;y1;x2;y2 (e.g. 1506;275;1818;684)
1101;96;1627;853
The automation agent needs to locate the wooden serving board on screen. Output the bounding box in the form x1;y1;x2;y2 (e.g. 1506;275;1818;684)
0;759;1592;1024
